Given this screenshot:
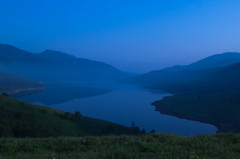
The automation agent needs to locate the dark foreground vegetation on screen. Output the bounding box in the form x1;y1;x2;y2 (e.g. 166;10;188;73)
0;133;240;158
0;94;139;137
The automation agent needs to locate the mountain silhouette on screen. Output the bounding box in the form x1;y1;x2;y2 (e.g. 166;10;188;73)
124;52;240;93
0;44;129;82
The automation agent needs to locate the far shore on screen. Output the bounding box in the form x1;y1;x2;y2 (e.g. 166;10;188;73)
152;100;238;133
7;87;45;95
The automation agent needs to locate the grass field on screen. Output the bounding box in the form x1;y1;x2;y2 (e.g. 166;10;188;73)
0;133;239;159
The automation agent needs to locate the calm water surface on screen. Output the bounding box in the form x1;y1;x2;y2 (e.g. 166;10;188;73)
20;83;217;136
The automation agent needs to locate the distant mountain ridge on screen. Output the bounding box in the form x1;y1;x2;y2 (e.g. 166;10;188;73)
163;52;240;72
0;44;129;82
124;52;240;93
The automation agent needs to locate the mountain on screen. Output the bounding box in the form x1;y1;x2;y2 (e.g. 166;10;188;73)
0;95;137;137
149;53;240;133
0;44;129;82
150;61;240;93
163;52;240;72
124;52;240;92
0;72;43;94
152;64;240;132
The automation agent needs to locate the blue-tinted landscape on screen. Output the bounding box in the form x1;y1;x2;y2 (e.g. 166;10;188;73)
1;0;240;158
19;82;217;136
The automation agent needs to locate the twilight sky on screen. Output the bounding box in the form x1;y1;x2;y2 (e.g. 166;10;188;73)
0;0;240;73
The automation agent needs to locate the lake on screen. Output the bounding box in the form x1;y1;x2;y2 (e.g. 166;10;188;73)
19;82;217;136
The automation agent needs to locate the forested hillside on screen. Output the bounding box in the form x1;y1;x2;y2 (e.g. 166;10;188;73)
0;72;42;94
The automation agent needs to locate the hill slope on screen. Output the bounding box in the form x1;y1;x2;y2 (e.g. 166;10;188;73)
124;52;240;93
0;44;128;82
149;54;240;133
0;72;43;94
0;95;135;137
153;91;240;132
163;52;240;72
150;61;240;93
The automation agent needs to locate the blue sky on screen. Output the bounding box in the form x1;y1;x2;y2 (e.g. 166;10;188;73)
1;0;240;73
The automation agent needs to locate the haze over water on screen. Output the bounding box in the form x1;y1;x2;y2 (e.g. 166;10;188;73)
20;83;217;136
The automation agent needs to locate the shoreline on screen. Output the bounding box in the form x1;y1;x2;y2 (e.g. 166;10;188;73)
152;100;238;133
7;87;45;95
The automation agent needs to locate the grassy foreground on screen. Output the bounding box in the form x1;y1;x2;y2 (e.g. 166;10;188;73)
0;133;240;159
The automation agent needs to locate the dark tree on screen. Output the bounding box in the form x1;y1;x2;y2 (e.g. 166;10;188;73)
131;121;135;129
74;111;82;120
133;126;140;135
150;129;156;133
64;112;72;120
1;92;9;97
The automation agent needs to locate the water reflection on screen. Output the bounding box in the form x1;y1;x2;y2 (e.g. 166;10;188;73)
19;83;217;136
